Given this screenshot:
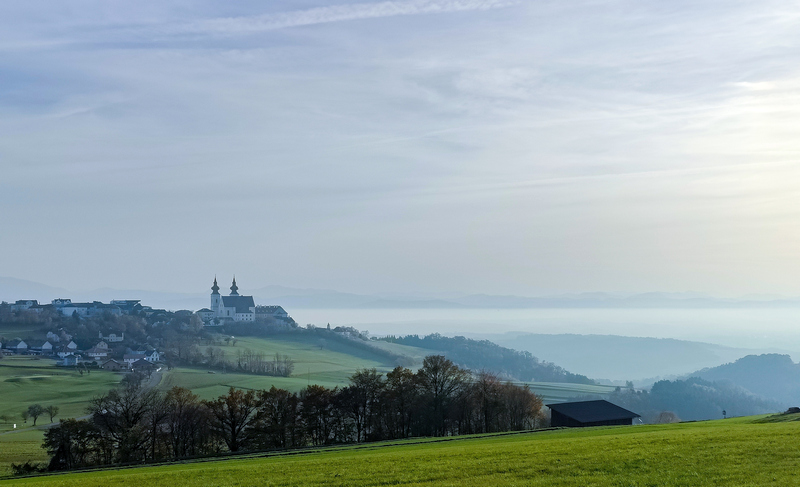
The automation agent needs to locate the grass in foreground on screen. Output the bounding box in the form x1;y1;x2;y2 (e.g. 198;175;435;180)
5;416;799;486
0;430;47;477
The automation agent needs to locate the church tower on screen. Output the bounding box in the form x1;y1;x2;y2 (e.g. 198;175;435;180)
230;276;239;296
210;276;221;312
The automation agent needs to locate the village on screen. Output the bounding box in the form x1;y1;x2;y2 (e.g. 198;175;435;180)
0;278;294;374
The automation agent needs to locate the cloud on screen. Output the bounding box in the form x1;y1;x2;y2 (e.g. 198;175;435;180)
167;0;519;36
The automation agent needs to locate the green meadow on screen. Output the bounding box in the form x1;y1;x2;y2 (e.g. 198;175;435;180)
0;357;123;427
4;416;799;486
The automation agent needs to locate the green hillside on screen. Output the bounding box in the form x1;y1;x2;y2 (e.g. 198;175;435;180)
4;416;799;486
157;334;428;399
0;357;123;429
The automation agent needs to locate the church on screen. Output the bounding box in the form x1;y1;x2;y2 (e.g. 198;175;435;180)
198;277;256;322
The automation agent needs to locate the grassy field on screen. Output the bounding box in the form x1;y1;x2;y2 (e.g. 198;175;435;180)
0;357;123;428
3;416;799;486
0;430;48;476
158;334;430;400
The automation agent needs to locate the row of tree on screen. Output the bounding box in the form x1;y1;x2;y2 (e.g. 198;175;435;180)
43;355;544;471
607;377;781;422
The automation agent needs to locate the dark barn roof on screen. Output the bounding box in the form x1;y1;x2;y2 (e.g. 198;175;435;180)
548;400;640;423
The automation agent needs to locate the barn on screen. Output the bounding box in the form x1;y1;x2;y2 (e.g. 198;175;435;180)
548;400;640;427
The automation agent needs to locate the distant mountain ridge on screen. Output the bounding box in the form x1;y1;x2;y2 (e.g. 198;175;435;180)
470;333;781;382
686;354;800;406
4;276;800;311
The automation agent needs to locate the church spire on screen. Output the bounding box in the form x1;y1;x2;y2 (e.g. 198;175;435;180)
211;276;220;295
230;276;239;296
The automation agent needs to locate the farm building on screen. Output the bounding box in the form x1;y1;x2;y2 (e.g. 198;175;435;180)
101;359;127;371
548;400;640;427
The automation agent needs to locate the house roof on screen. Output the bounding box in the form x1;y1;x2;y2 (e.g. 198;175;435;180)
221;295;255;313
256;305;286;313
547;400;640;423
131;358;156;368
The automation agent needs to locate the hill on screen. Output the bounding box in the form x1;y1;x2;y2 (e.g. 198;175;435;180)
477;333;774;382
687;353;800;406
3;416;799;485
380;334;595;384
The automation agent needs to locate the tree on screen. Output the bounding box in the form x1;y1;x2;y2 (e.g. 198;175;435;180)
27;404;45;426
343;368;385;442
21;410;29;424
164;387;213;459
383;366;418;439
43;419;103;470
254;387;302;449
415;355;471;436
45;405;60;423
88;381;162;463
203;387;258;452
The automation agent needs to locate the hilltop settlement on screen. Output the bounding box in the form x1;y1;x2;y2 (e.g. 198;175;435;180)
0;277;294;372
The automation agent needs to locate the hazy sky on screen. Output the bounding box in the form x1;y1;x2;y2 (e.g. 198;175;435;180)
1;0;799;296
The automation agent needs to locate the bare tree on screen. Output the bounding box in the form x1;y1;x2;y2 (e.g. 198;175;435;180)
203;387;258;452
45;405;60;423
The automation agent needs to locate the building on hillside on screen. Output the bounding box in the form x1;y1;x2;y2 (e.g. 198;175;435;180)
255;305;289;320
98;331;125;343
10;300;38;312
84;347;109;360
58;302;122;318
197;308;215;322
109;300;141;314
123;353;143;366
28;341;53;354
4;339;28;352
205;277;256;322
123;349;159;365
547;400;641;427
56;346;74;358
101;359;127;371
58;355;82;367
131;358;157;374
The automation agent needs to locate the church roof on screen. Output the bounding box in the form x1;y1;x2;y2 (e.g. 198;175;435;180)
221;295;255;313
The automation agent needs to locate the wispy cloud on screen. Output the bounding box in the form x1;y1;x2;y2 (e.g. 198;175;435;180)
168;0;518;36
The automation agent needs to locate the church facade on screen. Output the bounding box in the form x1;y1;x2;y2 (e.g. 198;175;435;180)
198;277;256;322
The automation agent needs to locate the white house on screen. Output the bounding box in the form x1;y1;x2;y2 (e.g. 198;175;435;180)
85;347;109;360
123;353;144;366
4;339;27;352
98;331;124;343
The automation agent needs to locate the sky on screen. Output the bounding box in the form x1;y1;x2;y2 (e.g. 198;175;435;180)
1;0;800;297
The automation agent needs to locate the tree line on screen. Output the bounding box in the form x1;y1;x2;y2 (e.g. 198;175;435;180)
41;355;543;471
607;377;781;423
